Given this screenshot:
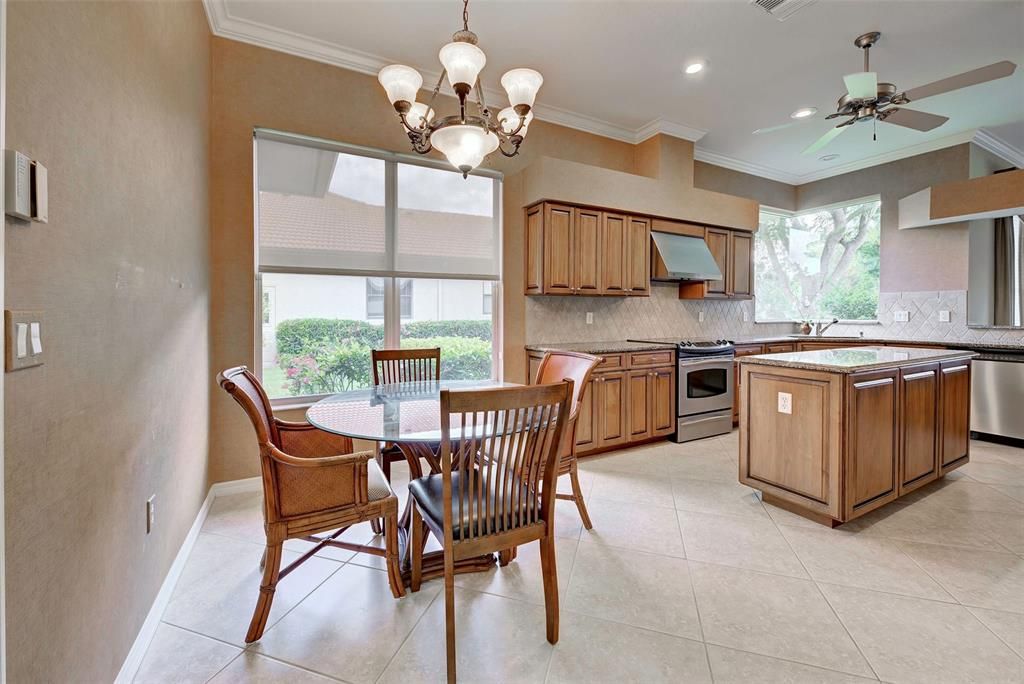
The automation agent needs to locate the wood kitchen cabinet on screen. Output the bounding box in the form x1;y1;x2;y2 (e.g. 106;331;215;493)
940;359;971;472
846;368;900;519
732;343;765;425
679;226;755;301
524;201;650;297
595;371;628;448
899;363;940;494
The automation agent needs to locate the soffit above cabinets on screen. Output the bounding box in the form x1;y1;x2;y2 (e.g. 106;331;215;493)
205;0;1024;185
899;168;1024;230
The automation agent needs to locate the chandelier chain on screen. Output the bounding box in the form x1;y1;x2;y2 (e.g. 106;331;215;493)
462;0;469;31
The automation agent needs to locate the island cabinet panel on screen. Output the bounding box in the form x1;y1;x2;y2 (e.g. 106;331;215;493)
600;213;629;295
940;360;971;471
627;370;652;439
845;370;899;518
573;207;602;294
899;364;940;494
543;203;574;294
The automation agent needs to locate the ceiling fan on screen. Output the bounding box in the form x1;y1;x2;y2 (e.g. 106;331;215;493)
754;31;1017;155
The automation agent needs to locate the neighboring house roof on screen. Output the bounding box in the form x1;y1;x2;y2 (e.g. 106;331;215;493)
259;191;494;259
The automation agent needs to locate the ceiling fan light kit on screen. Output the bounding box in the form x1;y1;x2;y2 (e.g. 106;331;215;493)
378;0;542;177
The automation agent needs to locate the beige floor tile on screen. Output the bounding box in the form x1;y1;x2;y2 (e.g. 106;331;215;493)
898;541;1024;613
162;534;340;646
763;501;825;529
672;478;768;519
134;623;240;684
202;492;265;544
547;612;711;683
779;525;952;601
376;587;555;684
961;509;1024;555
577;443;667;477
958;460;1024;486
993;485;1024;504
706;645;876;684
899;479;1024;514
283;536;358;563
588;470;675;508
688;562;873;677
820;583;1023;684
655;450;738;483
968;607;1024;658
969;441;1024;466
679;510;807;578
579;496;685;557
454;537;577;605
209;652;338;683
840;498;1008;551
562;542;701;639
253;564;439;684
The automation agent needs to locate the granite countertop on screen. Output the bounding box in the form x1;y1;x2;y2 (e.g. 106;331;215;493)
525;340;677;354
739;346;978;373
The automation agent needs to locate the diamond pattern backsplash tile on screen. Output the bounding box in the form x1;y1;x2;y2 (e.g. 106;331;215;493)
525;287;1024;346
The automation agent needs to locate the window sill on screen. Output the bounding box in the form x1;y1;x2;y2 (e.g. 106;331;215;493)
754;320;882;326
270;396;327;413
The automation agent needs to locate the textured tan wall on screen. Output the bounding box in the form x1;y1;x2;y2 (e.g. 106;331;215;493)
4;2;211;681
694;161;798;212
797;145;972;293
209;38;637;483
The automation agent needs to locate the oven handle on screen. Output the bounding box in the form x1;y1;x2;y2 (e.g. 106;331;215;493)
678;357;736;370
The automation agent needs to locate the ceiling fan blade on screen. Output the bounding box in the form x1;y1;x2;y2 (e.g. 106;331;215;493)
881;107;949;132
753;120;809;135
844;72;878;100
802;125;849;155
902;61;1017;102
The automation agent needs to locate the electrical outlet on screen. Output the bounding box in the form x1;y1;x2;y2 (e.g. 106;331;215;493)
742;310;749;322
586;312;593;325
146;495;156;534
938;310;951;323
893;310;910;322
698;310;705;323
777;392;792;415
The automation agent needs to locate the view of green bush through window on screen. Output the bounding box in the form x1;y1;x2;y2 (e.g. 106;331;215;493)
755;198;881;322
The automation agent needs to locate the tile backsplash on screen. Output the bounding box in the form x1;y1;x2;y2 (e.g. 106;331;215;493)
526;286;1024;346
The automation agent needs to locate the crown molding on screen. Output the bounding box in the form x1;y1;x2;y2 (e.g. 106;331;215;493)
692;149;802;185
972;128;1024;168
202;0;704;145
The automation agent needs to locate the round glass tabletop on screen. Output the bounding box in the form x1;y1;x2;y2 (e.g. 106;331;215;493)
306;379;518;443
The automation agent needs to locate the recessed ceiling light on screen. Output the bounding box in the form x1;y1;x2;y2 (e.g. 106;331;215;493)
819;153;840;161
790;107;817;119
683;61;706;75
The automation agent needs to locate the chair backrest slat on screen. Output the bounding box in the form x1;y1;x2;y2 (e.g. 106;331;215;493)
372;347;441;385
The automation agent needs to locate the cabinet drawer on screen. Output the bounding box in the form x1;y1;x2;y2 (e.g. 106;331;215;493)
765;342;797;353
596;354;625;371
629;351;674;368
734;344;764;357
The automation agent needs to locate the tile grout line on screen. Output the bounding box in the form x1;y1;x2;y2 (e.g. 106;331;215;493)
540;536;581;684
962;606;1024;662
674;511;716;681
371;582;444;683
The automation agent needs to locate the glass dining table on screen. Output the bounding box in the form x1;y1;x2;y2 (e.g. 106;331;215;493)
307;378;518;584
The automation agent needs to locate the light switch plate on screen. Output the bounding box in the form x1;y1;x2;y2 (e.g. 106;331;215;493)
777;392;792;414
938;310;951;323
586;312;593;325
5;310;44;371
893;310;910;322
698;310;705;323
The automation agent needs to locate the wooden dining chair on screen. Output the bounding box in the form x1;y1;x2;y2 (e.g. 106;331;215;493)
217;366;405;643
534;351;602;529
408;381;573;684
370;347;442;532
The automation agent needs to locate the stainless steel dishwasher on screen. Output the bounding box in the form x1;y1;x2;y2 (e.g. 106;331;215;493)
971;354;1024;441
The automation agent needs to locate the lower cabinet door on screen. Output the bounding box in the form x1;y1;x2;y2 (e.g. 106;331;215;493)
627;370;652;440
597;371;628;449
651;368;676;436
940;360;971;470
575;378;598;454
846;369;899;519
899;364;939;493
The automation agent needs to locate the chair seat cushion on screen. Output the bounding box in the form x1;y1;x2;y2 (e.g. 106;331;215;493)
367;460;392;501
408;471;539;540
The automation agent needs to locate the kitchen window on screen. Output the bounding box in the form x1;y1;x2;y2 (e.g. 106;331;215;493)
254;130;502;404
754;196;881;323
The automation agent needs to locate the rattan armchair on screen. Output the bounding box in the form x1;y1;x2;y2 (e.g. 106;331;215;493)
217;366;404;643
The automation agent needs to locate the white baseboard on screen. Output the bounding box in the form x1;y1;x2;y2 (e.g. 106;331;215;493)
114;476;263;683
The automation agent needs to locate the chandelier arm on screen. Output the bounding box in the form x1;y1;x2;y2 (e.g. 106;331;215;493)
426;70;445;113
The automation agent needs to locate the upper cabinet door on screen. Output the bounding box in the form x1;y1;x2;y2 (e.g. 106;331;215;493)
600;212;628;294
543;203;574;294
524;205;544;294
705;228;730;296
574;207;602;294
730;232;753;298
626;216;651;296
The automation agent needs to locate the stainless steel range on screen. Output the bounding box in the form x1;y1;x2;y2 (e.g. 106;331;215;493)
629;338;736;442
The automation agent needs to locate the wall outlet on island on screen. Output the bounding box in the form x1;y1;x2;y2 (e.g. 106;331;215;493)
938;310;950;322
586;312;593;325
698;310;705;323
777;392;792;415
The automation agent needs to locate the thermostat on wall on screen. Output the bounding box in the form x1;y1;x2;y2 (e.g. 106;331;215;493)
4;149;48;222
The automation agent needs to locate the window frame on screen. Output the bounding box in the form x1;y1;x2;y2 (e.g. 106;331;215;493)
252;128;504;409
754;195;882;324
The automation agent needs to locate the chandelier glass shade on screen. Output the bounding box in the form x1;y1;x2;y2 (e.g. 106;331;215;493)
377;0;542;177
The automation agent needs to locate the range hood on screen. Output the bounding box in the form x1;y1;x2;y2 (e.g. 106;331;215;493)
650;231;723;281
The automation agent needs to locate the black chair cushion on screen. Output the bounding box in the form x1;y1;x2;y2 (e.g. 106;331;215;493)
408;471;539;540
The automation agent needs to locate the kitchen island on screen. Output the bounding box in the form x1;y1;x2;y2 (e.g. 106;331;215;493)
738;346;977;527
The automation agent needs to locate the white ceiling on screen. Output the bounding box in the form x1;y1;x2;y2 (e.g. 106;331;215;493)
208;0;1024;184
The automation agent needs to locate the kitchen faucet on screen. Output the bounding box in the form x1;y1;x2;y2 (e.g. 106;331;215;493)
813;318;840;336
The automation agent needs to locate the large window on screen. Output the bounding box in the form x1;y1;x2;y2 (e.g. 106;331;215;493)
255;130;502;402
755;197;881;322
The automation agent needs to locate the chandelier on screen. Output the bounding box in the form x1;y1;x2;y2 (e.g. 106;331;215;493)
377;0;543;177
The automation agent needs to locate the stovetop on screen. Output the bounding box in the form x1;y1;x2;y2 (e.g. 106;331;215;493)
628;337;736;357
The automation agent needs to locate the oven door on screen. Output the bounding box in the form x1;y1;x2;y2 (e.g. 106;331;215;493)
678;357;734;416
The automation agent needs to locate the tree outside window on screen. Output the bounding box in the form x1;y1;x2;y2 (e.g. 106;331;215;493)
755;198;881;322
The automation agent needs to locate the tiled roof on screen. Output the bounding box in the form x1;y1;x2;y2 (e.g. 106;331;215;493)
259;191;494;259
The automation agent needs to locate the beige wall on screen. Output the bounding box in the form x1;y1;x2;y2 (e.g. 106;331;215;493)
694;161;798;212
4;2;211;681
797;145;972;292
